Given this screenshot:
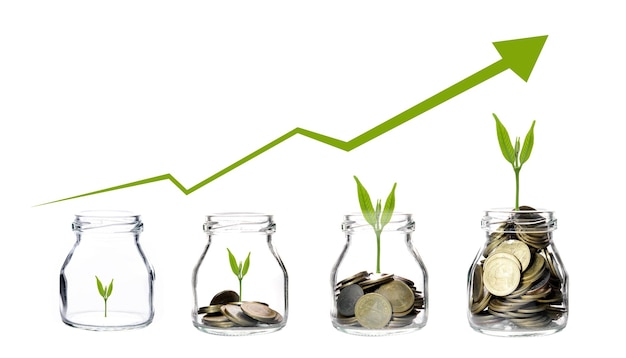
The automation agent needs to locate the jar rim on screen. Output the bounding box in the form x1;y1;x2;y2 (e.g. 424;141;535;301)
342;212;414;233
482;208;557;233
73;210;142;233
203;212;275;234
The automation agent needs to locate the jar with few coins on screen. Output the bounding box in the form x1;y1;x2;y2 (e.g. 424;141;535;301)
467;207;568;336
330;213;428;336
192;213;288;335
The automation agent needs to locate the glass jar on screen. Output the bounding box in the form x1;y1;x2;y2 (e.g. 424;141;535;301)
467;208;568;336
192;213;288;335
59;210;155;331
330;213;428;336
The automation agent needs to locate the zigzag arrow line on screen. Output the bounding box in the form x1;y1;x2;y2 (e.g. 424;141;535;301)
37;35;547;206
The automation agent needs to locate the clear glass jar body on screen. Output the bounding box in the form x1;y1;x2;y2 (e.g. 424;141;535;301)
467;209;568;336
59;210;155;331
330;213;428;336
192;213;288;335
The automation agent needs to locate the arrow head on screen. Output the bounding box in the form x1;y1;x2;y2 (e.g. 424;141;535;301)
493;35;548;82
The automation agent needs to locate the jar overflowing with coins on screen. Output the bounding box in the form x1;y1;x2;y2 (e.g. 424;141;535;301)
59;210;155;331
330;213;428;336
192;213;288;335
467;207;568;336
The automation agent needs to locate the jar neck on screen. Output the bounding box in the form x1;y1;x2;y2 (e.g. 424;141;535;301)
482;209;556;233
203;213;275;235
342;213;414;234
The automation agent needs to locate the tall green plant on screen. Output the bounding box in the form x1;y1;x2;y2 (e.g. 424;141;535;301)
493;113;536;210
353;176;396;274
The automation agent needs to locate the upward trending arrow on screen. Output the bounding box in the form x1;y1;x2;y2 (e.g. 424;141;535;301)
38;35;548;206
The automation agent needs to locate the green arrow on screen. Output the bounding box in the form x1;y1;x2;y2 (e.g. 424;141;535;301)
37;35;548;206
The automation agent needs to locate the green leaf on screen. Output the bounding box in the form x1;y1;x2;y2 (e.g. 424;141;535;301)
227;248;239;276
354;176;376;226
375;199;381;225
106;279;113;298
493;114;515;164
242;252;251;277
96;276;105;297
519;120;536;166
380;182;397;228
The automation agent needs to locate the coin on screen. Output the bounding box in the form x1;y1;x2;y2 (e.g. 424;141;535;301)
337;283;364;316
241;301;281;323
354;293;393;329
336;271;369;288
375;280;415;314
482;253;521;296
359;273;394;291
210;290;240;305
202;313;236;327
198;304;223;315
220;303;258;327
494;240;531;271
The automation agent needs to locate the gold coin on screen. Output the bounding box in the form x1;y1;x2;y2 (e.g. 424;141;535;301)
375;280;415;314
483;254;521;296
354;293;393;329
494;240;531;272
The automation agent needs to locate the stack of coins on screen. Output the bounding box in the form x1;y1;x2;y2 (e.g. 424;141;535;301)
198;290;283;328
470;209;566;328
335;272;424;329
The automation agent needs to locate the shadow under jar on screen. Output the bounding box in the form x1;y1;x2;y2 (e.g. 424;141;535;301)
192;213;288;336
468;208;568;337
331;213;428;336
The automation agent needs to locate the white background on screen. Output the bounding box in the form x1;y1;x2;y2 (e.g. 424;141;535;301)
1;1;623;356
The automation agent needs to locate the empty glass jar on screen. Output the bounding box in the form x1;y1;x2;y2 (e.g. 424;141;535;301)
59;210;155;331
192;213;288;335
331;213;428;336
467;207;568;336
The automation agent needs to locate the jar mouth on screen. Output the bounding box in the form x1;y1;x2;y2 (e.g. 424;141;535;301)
342;212;414;233
203;212;275;234
73;210;142;233
482;208;556;233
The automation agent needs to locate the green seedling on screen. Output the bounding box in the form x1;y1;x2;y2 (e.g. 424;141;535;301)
353;175;397;274
95;276;113;317
227;248;250;300
493;113;536;211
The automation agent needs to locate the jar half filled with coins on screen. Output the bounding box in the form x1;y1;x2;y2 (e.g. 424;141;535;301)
192;213;288;335
467;207;568;336
331;213;428;336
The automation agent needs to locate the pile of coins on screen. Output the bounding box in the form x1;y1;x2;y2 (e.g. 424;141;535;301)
335;271;424;329
470;208;566;329
198;290;283;328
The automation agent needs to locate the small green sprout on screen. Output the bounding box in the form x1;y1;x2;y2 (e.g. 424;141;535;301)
493;113;536;211
95;276;113;318
227;248;250;301
353;175;397;274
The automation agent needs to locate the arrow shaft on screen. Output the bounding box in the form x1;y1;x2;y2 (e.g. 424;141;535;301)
347;59;507;148
38;56;518;205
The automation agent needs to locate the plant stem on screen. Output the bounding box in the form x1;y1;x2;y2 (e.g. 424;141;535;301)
376;231;381;274
514;168;520;210
239;279;243;301
104;299;108;318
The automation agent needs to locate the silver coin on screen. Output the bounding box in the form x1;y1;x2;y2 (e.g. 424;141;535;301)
336;283;364;317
